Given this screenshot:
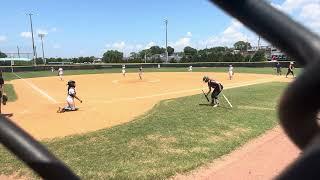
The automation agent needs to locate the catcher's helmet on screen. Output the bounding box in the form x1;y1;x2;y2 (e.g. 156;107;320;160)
203;76;209;82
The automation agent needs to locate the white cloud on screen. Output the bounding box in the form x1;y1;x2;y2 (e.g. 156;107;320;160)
168;32;193;51
135;44;143;49
200;19;247;48
20;32;32;38
301;3;320;19
53;44;61;49
145;42;156;49
112;41;126;50
0;35;7;42
271;0;320;33
172;37;191;51
279;0;317;13
104;41;148;56
37;29;48;35
51;27;57;32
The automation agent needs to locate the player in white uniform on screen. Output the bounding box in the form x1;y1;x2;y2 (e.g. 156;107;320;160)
122;65;126;76
58;67;63;81
188;65;193;72
138;66;143;80
57;80;82;113
228;65;234;80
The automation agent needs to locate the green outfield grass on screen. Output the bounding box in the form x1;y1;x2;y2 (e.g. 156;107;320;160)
2;67;301;81
0;82;287;179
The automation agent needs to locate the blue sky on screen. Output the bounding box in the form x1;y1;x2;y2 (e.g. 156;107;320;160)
0;0;319;57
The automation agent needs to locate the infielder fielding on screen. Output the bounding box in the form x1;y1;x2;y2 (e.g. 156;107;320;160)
203;76;224;107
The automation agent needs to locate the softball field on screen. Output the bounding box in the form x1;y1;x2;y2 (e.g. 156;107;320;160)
4;72;281;140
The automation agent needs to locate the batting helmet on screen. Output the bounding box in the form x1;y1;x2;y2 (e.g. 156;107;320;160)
203;76;209;82
67;80;76;87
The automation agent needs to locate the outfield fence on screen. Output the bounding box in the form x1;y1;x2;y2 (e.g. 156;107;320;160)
0;61;300;72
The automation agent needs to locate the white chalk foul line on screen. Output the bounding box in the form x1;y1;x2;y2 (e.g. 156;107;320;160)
112;80;119;84
148;79;161;83
95;78;277;104
237;106;275;111
112;79;160;84
13;73;59;104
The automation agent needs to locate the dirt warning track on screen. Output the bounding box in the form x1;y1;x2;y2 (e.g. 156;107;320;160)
4;72;282;140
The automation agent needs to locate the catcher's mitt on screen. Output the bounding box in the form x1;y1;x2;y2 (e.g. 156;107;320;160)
2;95;8;105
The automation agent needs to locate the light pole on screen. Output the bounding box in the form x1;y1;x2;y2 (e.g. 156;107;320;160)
38;33;46;65
17;46;20;59
164;19;168;63
27;13;36;66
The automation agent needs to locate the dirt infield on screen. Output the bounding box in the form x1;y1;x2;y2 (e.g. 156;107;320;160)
4;72;281;140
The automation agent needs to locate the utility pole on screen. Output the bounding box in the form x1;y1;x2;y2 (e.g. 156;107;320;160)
164;19;168;63
206;45;208;59
258;35;261;50
27;13;36;66
17;46;20;59
38;33;46;65
145;51;147;63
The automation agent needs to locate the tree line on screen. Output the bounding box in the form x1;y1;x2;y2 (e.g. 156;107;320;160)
102;41;267;63
0;41;268;65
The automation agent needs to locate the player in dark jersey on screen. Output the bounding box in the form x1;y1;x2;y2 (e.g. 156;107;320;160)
276;62;282;76
203;76;224;107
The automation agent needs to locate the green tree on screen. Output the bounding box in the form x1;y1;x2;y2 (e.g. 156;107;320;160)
35;58;44;64
251;50;266;62
183;46;197;56
138;49;151;60
129;52;138;59
102;50;124;63
0;51;7;58
234;53;245;62
244;55;251;62
222;53;234;62
169;58;177;63
167;46;174;56
150;46;165;55
234;41;251;51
